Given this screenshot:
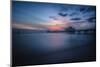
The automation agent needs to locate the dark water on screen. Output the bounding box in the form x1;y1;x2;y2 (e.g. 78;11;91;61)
12;33;96;66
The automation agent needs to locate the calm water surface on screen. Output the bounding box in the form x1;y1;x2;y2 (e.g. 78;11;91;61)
12;33;96;66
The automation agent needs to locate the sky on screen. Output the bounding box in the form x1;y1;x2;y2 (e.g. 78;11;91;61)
12;1;96;31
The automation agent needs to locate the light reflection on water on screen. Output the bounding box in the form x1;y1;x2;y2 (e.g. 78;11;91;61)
13;33;96;65
13;33;95;54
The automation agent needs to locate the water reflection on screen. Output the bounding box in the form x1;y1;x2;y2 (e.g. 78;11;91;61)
13;33;96;66
13;33;95;53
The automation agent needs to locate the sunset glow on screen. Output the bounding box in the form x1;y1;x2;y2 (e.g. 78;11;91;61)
49;25;63;31
48;20;66;31
12;1;96;31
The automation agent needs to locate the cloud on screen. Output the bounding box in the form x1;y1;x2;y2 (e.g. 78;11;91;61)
80;7;86;12
86;16;96;22
58;12;68;17
12;23;48;30
69;12;78;16
80;6;96;13
49;16;58;20
70;22;96;30
86;7;96;12
70;18;81;20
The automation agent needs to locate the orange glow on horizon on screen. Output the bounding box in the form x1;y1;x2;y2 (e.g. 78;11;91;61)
49;25;63;31
48;20;67;31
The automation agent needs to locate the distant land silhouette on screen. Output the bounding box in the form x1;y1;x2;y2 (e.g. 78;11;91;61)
13;26;96;34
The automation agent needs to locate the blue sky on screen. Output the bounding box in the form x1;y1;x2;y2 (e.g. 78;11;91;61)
12;1;96;30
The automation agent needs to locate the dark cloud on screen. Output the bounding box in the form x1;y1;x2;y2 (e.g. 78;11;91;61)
70;18;81;20
58;12;68;17
80;6;96;13
87;16;96;22
80;7;87;12
87;7;96;11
